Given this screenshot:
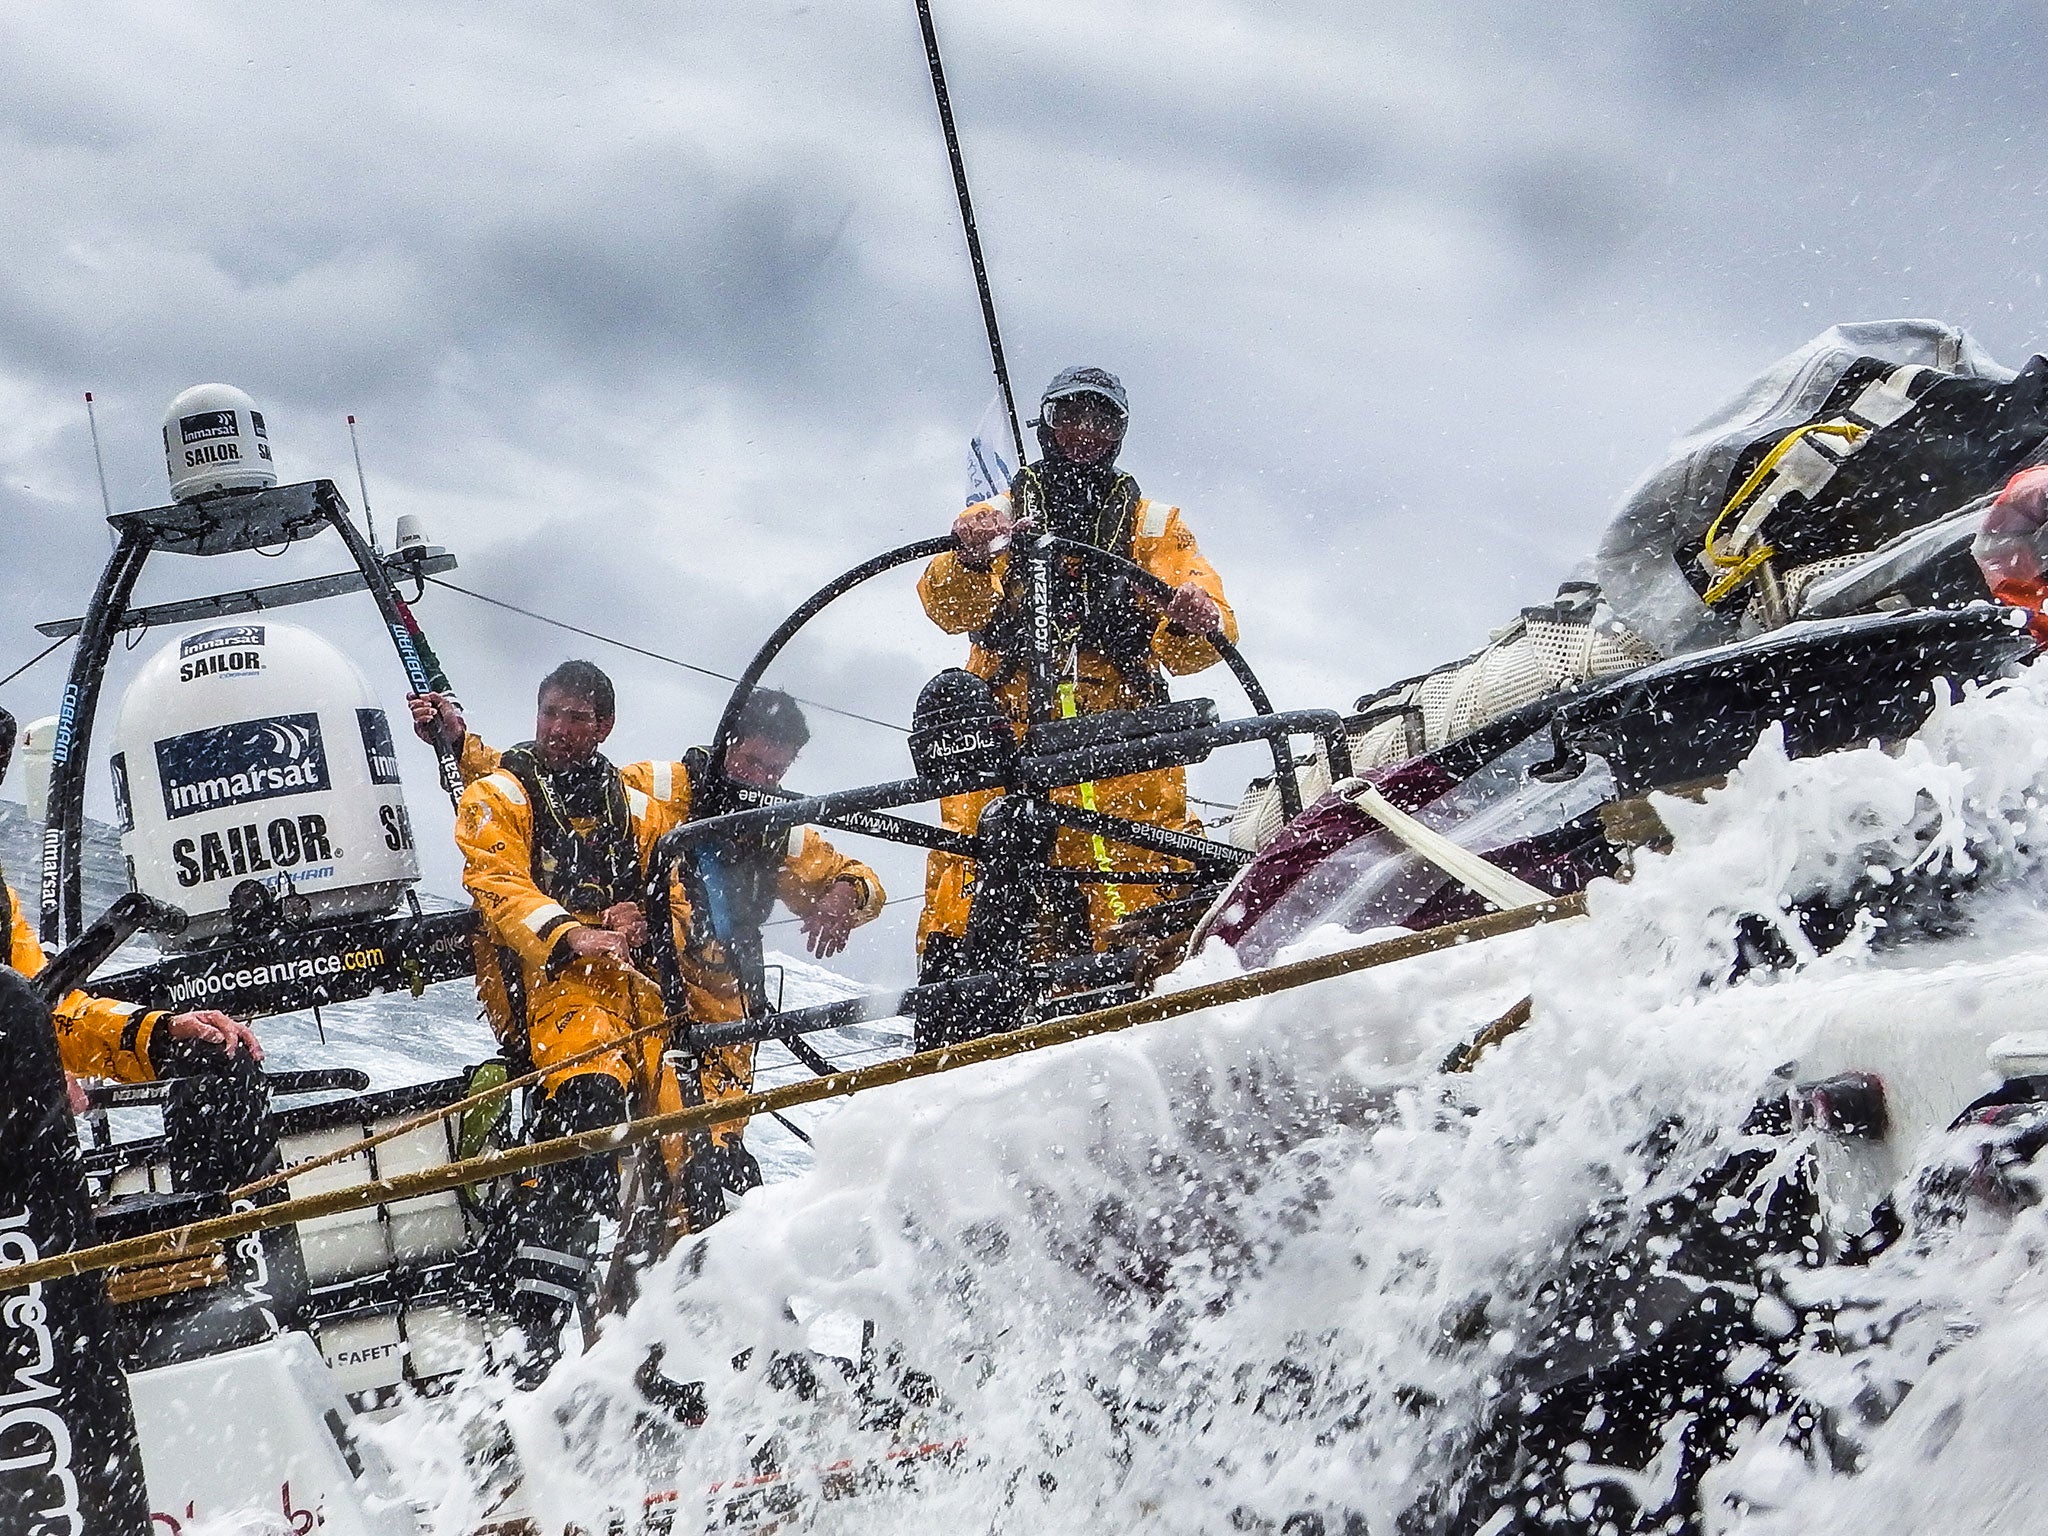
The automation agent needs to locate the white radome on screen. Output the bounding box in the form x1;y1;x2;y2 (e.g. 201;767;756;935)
161;382;278;501
109;619;420;943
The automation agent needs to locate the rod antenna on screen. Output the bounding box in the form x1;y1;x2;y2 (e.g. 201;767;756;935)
914;0;1027;469
84;393;116;547
347;414;378;551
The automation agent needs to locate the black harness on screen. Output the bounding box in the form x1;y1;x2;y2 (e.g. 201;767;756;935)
974;462;1165;701
497;744;642;915
483;747;642;1065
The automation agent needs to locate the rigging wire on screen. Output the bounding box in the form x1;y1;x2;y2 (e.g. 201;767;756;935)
914;0;1025;468
0;635;70;691
760;893;923;929
424;575;908;735
422;579;1255;815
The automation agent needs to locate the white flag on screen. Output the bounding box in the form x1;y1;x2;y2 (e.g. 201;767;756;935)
964;392;1016;507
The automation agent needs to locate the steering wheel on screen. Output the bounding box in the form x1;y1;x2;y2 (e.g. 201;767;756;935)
705;531;1303;819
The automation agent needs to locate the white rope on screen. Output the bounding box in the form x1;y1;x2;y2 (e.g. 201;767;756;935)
1344;781;1551;912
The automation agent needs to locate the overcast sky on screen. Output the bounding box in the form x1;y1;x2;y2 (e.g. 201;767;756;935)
2;0;2043;980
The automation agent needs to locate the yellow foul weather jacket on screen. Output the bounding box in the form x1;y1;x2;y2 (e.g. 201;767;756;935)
454;736;883;1140
5;879;164;1082
916;492;1236;948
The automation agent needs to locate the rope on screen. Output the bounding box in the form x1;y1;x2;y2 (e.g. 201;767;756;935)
1699;420;1868;606
1441;995;1534;1073
425;577;907;735
0;635;69;691
1346;782;1551;913
0;894;1585;1293
229;1006;683;1202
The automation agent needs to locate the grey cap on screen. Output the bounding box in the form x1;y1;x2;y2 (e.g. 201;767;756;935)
1041;365;1128;416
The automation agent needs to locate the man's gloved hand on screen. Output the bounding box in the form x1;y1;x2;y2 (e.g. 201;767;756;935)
801;880;863;959
408;691;466;748
166;1010;264;1061
1163;580;1222;636
953;504;1017;570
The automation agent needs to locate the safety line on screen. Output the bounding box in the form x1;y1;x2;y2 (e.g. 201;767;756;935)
229;992;679;1201
0;894;1586;1293
424;576;908;735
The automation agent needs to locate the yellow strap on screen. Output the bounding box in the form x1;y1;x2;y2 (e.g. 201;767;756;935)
1059;681;1130;921
1700;546;1778;606
1698;419;1868;605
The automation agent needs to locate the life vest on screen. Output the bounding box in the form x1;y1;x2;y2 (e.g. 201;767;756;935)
482;746;643;1065
496;743;642;916
974;462;1166;702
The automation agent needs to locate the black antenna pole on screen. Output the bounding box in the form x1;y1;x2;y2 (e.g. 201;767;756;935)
914;0;1027;470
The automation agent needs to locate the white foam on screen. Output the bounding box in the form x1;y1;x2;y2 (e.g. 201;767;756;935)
367;666;2048;1533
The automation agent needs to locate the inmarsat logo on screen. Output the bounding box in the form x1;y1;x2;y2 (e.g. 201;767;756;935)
179;624;265;659
179;625;266;681
178;410;237;444
156;713;330;820
358;708;400;785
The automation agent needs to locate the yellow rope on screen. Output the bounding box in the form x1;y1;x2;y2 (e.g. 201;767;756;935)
1059;680;1131;922
1699;419;1867;606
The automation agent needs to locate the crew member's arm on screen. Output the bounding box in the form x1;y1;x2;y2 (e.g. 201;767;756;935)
55;1001;259;1087
776;831;886;959
7;887;257;1082
410;693;500;784
6;894;160;1081
919;495;1015;634
456;774;643;970
458;774;577;966
1138;505;1238;675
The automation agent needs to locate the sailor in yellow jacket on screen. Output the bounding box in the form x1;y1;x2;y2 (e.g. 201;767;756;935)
423;685;883;1147
916;366;1235;1011
446;660;675;1368
426;667;882;1372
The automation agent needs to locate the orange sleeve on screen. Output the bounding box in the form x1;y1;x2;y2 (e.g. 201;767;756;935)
457;731;502;786
8;884;162;1081
456;772;579;970
7;888;41;976
920;494;1014;635
617;759;695;821
1138;505;1237;676
775;829;886;923
51;993;162;1083
919;548;1006;635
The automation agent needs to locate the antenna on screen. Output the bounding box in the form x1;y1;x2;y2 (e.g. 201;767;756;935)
83;393;114;517
347;414;377;551
84;393;116;547
914;0;1027;470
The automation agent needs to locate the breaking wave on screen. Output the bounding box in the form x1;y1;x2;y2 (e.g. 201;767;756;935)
376;663;2048;1533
